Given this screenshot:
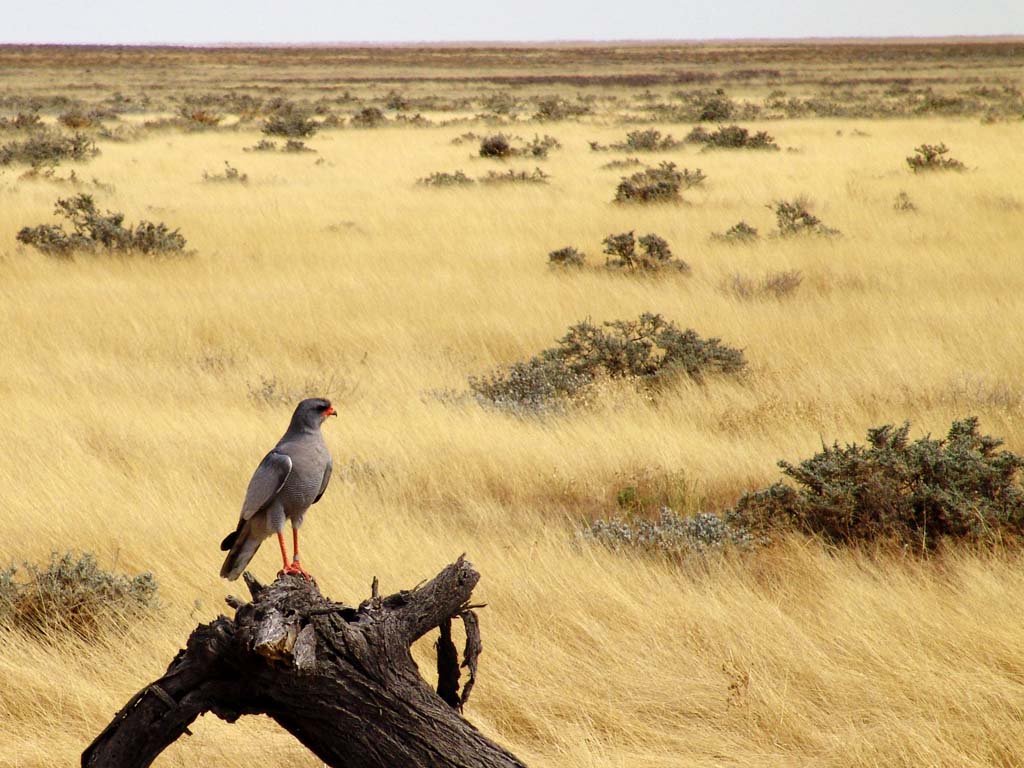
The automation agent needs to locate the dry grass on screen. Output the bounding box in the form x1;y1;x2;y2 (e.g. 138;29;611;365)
1;44;1024;766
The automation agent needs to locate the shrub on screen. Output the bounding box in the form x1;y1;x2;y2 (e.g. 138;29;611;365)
523;134;560;158
469;313;745;413
479;133;513;158
614;162;704;204
0;551;158;639
0;112;43;131
176;107;223;128
893;191;917;211
282;139;315;153
58;110;96;129
768;198;840;237
418;170;475;187
533;97;590;121
482;92;517;115
731;417;1024;550
712;221;759;243
262;104;318;138
686;124;779;150
603;231;690;273
620;128;681;151
478;167;549;184
600;157;643;170
722;270;802;300
202;161;248;184
697;95;735;122
16;193;187;257
245;139;278;152
582;508;759;559
906;143;965;173
548;246;586;268
0;130;98;167
350;107;386;128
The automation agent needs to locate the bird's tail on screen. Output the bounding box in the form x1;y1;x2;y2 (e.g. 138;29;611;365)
220;521;262;581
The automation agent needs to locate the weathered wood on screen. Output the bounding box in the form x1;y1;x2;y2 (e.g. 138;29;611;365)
82;557;526;768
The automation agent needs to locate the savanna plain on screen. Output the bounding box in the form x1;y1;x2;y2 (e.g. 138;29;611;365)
1;41;1024;767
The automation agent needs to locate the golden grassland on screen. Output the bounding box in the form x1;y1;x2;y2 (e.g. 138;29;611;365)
2;71;1024;766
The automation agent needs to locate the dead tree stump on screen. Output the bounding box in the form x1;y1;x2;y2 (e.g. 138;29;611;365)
82;556;526;768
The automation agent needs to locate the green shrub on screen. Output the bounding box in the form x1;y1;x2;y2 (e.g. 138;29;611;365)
533;96;590;121
769;198;840;237
16;193;187;257
622;128;680;151
614;162;705;204
893;191;917;211
0;551;158;639
731;417;1024;550
548;246;586;268
906;143;965;173
469;313;745;413
722;270;802;300
0;130;98;167
418;170;475;187
350;106;386;128
686;124;779;150
202;161;248;183
603;231;690;274
712;221;759;243
262;104;318;137
697;95;735;122
479;134;513;158
479;167;549;184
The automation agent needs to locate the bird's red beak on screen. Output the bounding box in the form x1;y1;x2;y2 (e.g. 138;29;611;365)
324;405;337;418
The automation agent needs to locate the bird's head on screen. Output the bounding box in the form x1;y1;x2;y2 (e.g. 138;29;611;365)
290;397;337;431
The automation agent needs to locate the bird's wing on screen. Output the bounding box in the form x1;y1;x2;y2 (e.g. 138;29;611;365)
312;458;333;505
240;450;293;520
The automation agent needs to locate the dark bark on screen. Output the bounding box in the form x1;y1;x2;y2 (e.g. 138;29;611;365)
82;556;526;768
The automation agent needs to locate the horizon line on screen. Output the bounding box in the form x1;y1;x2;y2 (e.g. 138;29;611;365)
2;34;1023;48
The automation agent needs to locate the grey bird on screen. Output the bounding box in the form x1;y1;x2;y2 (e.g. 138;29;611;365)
220;398;336;581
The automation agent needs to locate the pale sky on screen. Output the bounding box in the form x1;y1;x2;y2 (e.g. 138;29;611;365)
4;0;1022;44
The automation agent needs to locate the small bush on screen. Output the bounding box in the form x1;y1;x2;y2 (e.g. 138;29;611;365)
57;110;96;129
712;221;759;243
603;231;690;274
548;246;586;268
0;551;158;639
0;130;98;167
0;112;44;131
600;157;643;170
582;508;759;560
262;105;318;138
687;124;779;151
479;134;513;158
722;270;802;300
621;129;681;151
177;107;223;128
893;191;917;211
731;417;1024;550
906;143;965;173
769;198;840;237
469;313;745;413
697;95;735;122
418;170;475;187
614;162;704;204
533;97;590;121
16;193;187;257
478;167;549;185
350;107;386;128
282;139;315;153
202;161;248;184
245;139;278;152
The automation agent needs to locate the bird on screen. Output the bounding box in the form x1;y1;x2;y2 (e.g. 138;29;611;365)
220;398;336;581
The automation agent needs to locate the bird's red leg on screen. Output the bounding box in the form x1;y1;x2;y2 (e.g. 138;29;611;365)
281;527;313;580
277;531;290;572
